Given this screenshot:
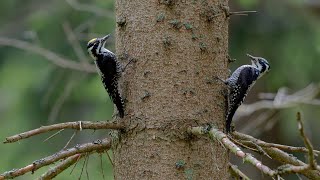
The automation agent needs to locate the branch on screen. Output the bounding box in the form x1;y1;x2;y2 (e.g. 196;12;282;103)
62;22;88;63
233;132;320;179
296;112;318;169
233;132;320;156
275;112;319;175
229;11;257;16
4;121;124;143
0;138;111;179
38;153;85;180
228;163;251;180
189;126;276;177
0;37;96;73
238;84;320;116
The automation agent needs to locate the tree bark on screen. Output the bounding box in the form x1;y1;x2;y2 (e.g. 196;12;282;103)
113;0;229;179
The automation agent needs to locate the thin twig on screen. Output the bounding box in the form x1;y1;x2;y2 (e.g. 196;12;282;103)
100;153;105;180
296;112;318;170
229;11;257;16
4;121;123;143
85;153;90;180
62;131;78;150
0;37;96;73
0;138;112;179
70;154;82;175
38;153;85;180
62;22;88;63
228;163;251;180
43;129;65;142
79;153;87;180
106;151;114;166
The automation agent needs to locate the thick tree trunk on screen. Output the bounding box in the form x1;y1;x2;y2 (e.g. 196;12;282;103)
113;0;229;179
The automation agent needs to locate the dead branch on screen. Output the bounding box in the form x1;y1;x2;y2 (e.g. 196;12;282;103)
0;138;111;179
0;37;96;73
189;126;277;177
4;121;123;143
228;163;251;180
238;84;320;117
38;153;85;180
296;112;318;169
274;112;319;175
233;132;320;179
62;22;88;63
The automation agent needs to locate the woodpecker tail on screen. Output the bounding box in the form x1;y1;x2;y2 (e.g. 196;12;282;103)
114;93;125;118
109;87;124;118
102;77;125;118
226;107;236;133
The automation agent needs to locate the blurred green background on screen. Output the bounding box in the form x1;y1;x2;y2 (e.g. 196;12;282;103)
0;0;319;179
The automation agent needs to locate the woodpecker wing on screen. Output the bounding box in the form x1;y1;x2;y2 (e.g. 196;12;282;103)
95;54;124;118
226;66;260;132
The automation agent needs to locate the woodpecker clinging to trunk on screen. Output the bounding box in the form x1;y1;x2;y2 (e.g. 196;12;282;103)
222;54;271;133
87;34;124;118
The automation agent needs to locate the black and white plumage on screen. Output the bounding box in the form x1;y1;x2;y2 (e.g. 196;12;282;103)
224;54;271;133
87;34;124;118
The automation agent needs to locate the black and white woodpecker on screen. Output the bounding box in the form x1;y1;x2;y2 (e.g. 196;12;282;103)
87;34;125;118
223;54;271;133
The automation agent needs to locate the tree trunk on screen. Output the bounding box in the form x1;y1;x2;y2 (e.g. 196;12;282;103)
113;0;229;179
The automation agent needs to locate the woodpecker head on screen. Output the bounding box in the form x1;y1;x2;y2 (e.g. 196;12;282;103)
247;54;271;76
87;34;111;60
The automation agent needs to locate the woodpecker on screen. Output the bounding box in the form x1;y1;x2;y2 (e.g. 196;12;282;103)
223;54;271;133
87;34;124;118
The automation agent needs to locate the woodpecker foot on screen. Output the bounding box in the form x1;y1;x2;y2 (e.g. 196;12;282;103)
213;76;226;84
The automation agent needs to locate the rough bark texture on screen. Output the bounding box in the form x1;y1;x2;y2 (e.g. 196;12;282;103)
113;0;229;179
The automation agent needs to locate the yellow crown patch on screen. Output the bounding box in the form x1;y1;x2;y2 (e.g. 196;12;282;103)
88;38;97;44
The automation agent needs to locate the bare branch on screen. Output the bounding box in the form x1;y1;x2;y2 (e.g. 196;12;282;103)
0;37;96;73
189;126;276;177
238;84;320;117
296;112;318;170
228;163;251;180
276;113;320;175
233;131;320;155
0;138;111;179
62;22;88;63
38;153;85;180
233;132;320;179
4;121;124;143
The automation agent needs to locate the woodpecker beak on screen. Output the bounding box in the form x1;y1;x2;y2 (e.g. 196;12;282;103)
247;54;257;64
101;34;111;42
